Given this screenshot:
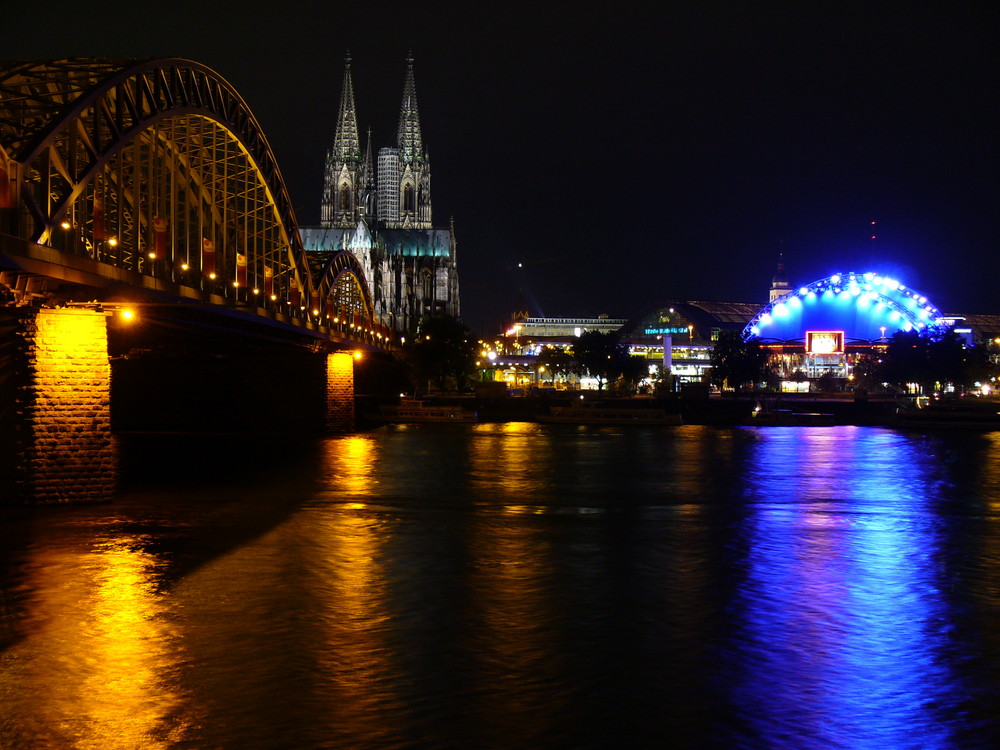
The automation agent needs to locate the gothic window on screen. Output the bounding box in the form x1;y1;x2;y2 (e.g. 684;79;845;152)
340;183;352;213
403;184;414;213
421;269;433;300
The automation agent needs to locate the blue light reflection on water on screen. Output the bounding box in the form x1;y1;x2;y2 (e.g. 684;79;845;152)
1;424;998;748
729;427;976;749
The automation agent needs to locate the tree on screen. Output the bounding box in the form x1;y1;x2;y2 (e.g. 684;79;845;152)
880;327;994;394
709;331;773;394
815;371;839;393
614;354;651;394
536;345;575;385
571;330;631;391
851;351;885;392
406;315;478;393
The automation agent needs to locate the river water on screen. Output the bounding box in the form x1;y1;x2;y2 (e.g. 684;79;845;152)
1;423;998;749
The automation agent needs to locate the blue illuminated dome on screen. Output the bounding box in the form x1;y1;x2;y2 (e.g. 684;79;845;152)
742;272;945;343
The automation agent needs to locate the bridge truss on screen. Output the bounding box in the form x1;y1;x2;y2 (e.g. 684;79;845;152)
0;58;383;344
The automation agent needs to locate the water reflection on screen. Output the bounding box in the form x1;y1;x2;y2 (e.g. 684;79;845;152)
465;497;568;744
327;434;381;498
309;435;404;746
730;427;963;748
1;425;996;748
1;535;190;748
469;421;555;507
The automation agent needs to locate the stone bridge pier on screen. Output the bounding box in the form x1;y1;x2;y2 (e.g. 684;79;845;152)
1;307;356;504
1;307;113;503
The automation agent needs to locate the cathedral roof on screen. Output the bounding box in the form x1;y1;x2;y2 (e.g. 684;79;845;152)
299;225;372;252
380;229;452;258
299;226;452;258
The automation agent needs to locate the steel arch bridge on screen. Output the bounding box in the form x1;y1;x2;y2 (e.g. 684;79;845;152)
0;57;385;346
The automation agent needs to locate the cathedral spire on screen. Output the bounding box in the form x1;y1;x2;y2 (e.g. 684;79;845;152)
396;52;423;163
359;127;375;222
321;54;363;227
333;53;361;162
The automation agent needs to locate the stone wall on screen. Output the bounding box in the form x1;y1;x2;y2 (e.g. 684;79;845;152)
4;307;114;504
326;352;356;432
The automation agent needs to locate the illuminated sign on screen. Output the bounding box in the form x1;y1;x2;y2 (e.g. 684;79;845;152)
645;327;689;335
806;331;844;355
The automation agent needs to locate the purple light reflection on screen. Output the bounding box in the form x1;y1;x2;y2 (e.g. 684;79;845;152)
727;427;960;749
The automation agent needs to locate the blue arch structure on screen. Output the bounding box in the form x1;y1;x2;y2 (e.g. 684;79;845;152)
743;272;946;344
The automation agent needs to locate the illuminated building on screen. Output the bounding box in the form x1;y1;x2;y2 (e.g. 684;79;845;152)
301;54;460;335
625;270;1000;392
491;262;1000;392
505;315;629;343
621;301;763;385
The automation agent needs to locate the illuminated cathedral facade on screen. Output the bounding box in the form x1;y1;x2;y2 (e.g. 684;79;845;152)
300;54;460;335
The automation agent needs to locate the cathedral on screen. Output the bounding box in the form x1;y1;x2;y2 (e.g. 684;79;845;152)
299;54;461;336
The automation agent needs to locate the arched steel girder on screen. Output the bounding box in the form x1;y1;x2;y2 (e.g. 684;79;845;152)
314;249;374;321
0;58;325;304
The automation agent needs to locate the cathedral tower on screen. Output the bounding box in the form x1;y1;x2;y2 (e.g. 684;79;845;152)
305;52;460;335
321;55;363;228
377;54;432;229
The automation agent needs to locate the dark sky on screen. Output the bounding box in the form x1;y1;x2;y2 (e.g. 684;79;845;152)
7;2;998;334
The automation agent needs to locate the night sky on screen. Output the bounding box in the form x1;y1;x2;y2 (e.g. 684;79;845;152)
6;2;998;334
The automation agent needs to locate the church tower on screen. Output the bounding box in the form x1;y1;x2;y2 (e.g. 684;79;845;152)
770;254;792;301
321;55;362;228
303;52;460;335
377;54;432;229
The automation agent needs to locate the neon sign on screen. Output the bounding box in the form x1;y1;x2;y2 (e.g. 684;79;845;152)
645;327;689;335
806;331;844;354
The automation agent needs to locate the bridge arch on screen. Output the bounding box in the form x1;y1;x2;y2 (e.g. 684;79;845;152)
0;58;341;313
310;249;380;335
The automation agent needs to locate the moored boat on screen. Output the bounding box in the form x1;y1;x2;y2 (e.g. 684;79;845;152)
373;399;477;423
537;405;682;425
747;408;837;426
893;399;1000;430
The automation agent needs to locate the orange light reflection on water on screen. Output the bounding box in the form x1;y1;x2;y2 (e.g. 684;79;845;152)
470;422;552;503
2;537;190;749
331;434;380;497
466;425;567;736
310;436;402;744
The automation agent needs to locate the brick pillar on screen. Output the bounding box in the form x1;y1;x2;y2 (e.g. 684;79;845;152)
326;351;355;432
7;307;115;504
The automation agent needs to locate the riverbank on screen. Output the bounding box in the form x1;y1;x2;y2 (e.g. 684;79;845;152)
357;392;915;428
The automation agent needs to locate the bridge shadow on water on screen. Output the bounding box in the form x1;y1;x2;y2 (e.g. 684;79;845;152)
111;431;329;576
0;432;327;648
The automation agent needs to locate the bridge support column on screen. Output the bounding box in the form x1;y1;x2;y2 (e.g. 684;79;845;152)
326;351;355;432
1;307;114;504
